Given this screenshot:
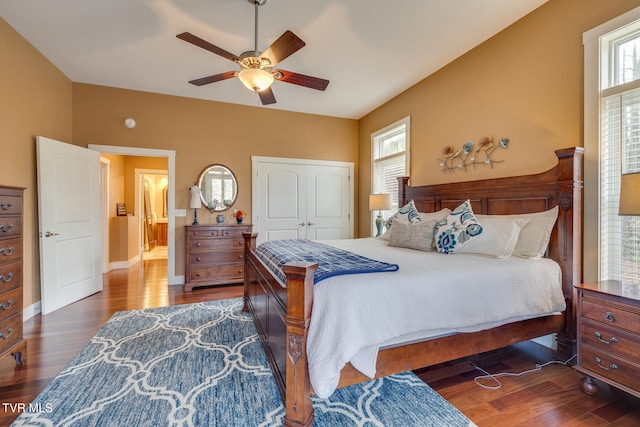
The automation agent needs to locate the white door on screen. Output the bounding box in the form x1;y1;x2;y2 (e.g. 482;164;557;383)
37;136;102;315
253;157;353;244
256;163;307;243
306;165;350;240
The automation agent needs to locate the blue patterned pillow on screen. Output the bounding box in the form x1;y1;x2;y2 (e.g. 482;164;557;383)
434;200;483;254
383;199;421;229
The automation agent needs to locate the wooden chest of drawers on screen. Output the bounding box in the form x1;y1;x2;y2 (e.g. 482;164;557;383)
574;281;640;398
184;224;252;291
0;186;26;366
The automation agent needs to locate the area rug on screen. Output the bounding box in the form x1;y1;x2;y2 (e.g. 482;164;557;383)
12;298;474;426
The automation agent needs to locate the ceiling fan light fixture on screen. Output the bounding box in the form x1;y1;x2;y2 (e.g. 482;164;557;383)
238;68;274;92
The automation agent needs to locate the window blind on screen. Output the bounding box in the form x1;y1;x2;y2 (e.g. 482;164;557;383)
601;87;640;282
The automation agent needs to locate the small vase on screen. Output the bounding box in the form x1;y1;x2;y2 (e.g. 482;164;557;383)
236;217;243;224
216;214;224;224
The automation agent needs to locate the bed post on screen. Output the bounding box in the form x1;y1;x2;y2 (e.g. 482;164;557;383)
282;261;317;427
553;147;584;356
242;233;257;313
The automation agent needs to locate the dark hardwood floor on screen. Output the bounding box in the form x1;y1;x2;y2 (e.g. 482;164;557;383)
1;259;639;426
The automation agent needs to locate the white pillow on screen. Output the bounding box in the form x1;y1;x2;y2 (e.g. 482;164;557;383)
457;216;530;258
434;200;483;254
388;220;437;252
476;206;558;258
418;208;451;222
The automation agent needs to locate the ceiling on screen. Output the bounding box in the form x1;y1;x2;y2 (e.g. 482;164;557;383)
1;0;549;119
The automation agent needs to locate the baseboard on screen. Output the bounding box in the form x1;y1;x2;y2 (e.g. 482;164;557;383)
109;255;141;271
23;300;42;321
171;275;185;286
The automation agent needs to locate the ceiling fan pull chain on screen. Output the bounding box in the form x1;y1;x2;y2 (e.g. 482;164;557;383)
254;1;259;52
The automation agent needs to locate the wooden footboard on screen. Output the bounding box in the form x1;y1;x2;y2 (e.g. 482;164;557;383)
243;147;583;427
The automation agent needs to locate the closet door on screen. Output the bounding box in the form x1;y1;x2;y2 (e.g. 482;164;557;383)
256;162;307;244
253;157;353;244
306;165;350;240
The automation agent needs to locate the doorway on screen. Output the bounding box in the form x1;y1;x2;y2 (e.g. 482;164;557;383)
138;170;169;261
90;144;178;286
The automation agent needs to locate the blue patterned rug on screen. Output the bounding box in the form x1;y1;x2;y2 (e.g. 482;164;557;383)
12;298;474;426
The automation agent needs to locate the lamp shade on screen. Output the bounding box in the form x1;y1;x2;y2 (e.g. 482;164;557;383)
620;172;640;215
189;185;202;209
238;68;274;92
369;193;392;211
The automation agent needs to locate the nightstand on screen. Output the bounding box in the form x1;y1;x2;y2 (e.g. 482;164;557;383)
574;281;640;398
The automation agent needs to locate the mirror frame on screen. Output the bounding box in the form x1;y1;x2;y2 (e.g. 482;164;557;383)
196;164;238;212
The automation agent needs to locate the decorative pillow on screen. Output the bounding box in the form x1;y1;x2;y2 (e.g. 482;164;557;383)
477;206;558;258
456;216;530;258
378;200;422;240
434;200;483;254
388;219;438;252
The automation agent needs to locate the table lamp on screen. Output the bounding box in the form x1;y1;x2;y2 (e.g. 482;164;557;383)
369;193;392;237
619;172;640;216
189;182;201;226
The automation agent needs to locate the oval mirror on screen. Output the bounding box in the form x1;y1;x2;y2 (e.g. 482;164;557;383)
197;164;238;212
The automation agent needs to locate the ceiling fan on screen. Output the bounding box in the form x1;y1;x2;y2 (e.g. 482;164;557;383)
177;0;329;105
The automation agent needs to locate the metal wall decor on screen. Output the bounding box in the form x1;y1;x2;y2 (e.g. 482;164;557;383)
438;136;510;173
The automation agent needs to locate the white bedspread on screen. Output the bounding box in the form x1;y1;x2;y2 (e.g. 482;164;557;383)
305;238;565;398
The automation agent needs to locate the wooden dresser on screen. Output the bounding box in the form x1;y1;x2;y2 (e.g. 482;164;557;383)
0;186;26;366
185;223;252;291
574;281;640;398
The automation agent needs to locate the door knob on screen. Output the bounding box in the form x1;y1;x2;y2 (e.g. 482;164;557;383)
307;222;314;226
298;222;306;226
44;231;60;237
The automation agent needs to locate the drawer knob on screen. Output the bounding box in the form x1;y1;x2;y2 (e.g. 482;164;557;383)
0;247;13;256
0;327;13;339
0;224;13;233
238;241;242;246
196;273;201;277
594;357;617;371
0;299;13;311
594;331;618;345
0;272;13;283
604;312;615;322
196;243;201;247
0;203;13;211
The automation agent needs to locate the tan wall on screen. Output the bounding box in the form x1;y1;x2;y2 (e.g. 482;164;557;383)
357;0;640;237
72;84;359;279
0;18;73;308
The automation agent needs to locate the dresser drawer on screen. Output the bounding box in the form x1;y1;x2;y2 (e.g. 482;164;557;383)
582;298;640;334
581;344;640;393
580;319;640;362
190;251;244;266
190;238;244;251
190;263;244;282
0;196;22;216
0;313;23;353
0;218;22;239
0;238;22;264
188;228;220;238
217;226;252;238
0;261;22;293
0;287;22;324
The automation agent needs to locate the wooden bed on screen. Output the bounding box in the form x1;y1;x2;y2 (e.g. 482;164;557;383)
242;147;583;427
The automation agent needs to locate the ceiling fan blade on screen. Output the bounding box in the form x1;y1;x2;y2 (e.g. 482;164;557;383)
260;30;305;66
188;71;237;86
177;32;239;62
274;70;329;91
258;87;277;105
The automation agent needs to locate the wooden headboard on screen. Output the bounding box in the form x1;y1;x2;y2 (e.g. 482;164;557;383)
398;147;583;348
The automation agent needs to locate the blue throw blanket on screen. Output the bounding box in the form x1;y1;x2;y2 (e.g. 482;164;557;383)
254;239;399;285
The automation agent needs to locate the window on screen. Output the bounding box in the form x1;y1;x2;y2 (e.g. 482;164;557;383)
371;117;410;233
598;20;640;283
